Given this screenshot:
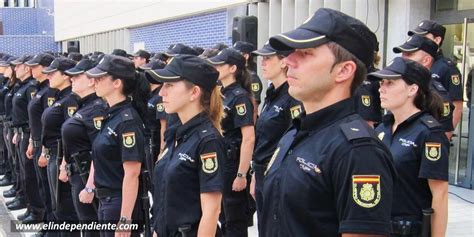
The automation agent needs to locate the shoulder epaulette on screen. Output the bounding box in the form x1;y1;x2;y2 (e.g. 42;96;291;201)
121;108;134;121
420;115;441;129
340;120;371;141
232;88;246;97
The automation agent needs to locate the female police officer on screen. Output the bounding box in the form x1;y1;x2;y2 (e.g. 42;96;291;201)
60;58;105;237
85;54;148;237
41;57;80;237
248;43;302;233
208;48;255;237
370;57;448;237
147;54;225;237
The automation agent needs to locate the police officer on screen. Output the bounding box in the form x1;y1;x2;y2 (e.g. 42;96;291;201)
25;53;58;236
68;52;83;63
164;43;199;63
132;50;151;69
0;54;9;177
248;42;302;234
370;57;449;237
61;59;105;237
41;57;80;237
393;34;455;138
408;20;463;133
233;41;263;107
86;55;148;237
147;54;225;237
262;8;396;236
208;48;255;237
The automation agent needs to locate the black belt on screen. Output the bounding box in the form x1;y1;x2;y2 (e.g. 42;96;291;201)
391;220;422;235
17;126;30;134
43;147;57;160
32;139;41;148
96;188;121;198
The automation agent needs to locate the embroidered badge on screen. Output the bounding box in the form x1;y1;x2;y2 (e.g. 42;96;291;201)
236;103;247;116
265;147;280;176
352;175;381;208
67;106;77;117
425;142;441;161
451;75;460;85
200;152;218;174
251;83;260;92
156;103;165;112
30;91;36;98
93;116;104;130
290;105;302;119
378;132;385;141
122;132;136;148
361;95;371;107
47;97;55;107
443;102;450;117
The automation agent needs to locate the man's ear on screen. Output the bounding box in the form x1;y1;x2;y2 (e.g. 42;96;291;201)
333;61;357;84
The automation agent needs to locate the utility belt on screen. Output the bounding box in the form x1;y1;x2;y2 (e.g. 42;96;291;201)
251;161;269;174
43;147;57;160
67;151;92;177
32;139;41;148
169;223;199;237
3;121;12;128
15;126;30;134
225;138;242;160
391;219;422;235
96;188;121;199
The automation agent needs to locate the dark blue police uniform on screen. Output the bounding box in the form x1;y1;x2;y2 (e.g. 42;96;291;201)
354;78;382;124
153;113;224;236
430;80;454;132
375;112;449;236
220;81;254;236
143;87;162;180
249;71;263;106
0;73;8;180
431;52;463;102
92;99;144;237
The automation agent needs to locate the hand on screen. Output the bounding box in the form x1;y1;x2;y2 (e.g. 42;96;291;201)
79;189;95;204
12;133;18;145
250;173;256;200
58;166;68;183
26;142;34;159
38;154;48;167
115;220;132;237
232;176;247;192
153;231;158;237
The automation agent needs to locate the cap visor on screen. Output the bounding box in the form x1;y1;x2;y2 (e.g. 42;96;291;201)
251;48;276;56
25;61;39;66
164;51;176;57
207;54;226;65
10;61;22;65
367;69;402;81
0;62;9;67
269;28;328;51
85;67;108;78
64;68;84;76
146;68;181;83
408;28;428;36
393;45;419;54
42;67;58;74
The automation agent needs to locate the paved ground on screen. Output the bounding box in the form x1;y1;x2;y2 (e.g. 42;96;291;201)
0;175;472;236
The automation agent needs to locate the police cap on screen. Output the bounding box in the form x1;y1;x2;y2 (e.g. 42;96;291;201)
408;20;446;38
164;43;198;57
233;41;255;54
64;58;95;76
393;35;439;58
0;56;17;67
86;54;135;80
11;55;34;65
207;48;245;70
25;53;55;67
42;57;77;74
133;49;151;60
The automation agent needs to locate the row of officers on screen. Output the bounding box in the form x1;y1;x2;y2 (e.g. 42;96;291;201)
0;8;462;237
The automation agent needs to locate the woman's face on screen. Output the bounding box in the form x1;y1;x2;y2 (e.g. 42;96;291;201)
71;73;94;96
379;78;416;111
47;71;67;89
261;55;285;80
159;80;194;114
94;75;115;98
214;64;233;81
31;65;44;79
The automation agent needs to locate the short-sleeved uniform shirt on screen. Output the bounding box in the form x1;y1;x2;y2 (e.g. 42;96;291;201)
62;93;106;162
41;86;78;148
145;87;165;148
221;82;254;144
430;79;454;132
152;113;225;236
354;79;382;124
28;80;57;141
92;100;145;190
375;112;449;220
0;75;8;115
262;98;396;236
254;82;302;164
431;52;463;101
12;77;37;127
250;70;263;106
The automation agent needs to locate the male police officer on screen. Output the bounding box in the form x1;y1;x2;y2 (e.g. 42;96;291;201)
132;50;151;69
409;20;463;133
261;8;396;236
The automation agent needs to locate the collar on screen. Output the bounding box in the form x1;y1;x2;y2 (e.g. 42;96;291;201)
150;86;160;96
382;110;425;132
435;49;444;60
19;76;34;85
221;81;240;95
57;86;72;99
295;98;356;131
175;112;208;142
78;93;98;108
107;99;131;116
38;79;49;88
265;81;289;101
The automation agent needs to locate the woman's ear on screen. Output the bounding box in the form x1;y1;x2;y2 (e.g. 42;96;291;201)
229;65;237;74
190;85;201;102
113;78;122;89
408;84;419;97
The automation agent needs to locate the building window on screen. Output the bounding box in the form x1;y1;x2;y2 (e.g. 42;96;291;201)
14;0;19;7
24;0;28;7
436;0;474;11
4;0;8;7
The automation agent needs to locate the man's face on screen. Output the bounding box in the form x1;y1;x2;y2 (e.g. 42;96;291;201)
401;50;432;69
133;56;146;68
15;64;29;80
284;44;336;103
424;33;442;46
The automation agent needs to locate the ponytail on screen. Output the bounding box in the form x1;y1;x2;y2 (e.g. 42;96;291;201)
414;88;443;120
235;67;252;94
207;87;223;134
117;72;150;120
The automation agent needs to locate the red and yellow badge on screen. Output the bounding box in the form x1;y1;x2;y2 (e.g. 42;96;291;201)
425;142;441;161
352;175;381;208
200;152;218;174
290;105;302;119
235;103;247;116
361;95;371;107
30;91;36;98
156;103;165;112
93;116;104;130
451;75;460;85
251;83;260;92
443;102;450;117
67;106;77;117
122;132;136;148
47;97;55;107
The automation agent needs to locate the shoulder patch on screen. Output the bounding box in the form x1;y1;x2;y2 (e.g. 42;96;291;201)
121;108;134;121
420;115;441;129
340;120;371;141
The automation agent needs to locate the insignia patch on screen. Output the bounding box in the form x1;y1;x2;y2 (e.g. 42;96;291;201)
47;97;55;107
451;75;460;85
67;106;77;117
235;103;247;116
425;142;441;161
361;95;371;107
93;116;104;130
378;132;385;141
122;132;136;148
352;175;381;208
156;103;165;112
157;148;168;163
30;92;36;98
290;105;302;119
443;103;450;117
200;152;218;174
251;83;260;92
265;147;280;176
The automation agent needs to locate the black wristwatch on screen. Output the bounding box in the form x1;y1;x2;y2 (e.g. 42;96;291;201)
84;187;95;193
119;216;129;224
236;172;245;178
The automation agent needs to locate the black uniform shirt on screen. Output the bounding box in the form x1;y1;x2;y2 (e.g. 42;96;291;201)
62;93;106;162
41;86;78;148
431;52;463;101
250;70;263;105
354;79;382;124
262;98;396;237
5;83;21;122
152;113;225;236
430;80;454;132
221;82;254;143
144;87;162;136
27;80;57;141
0;75;7;115
12;77;37;127
375;112;448;220
253;82;302;164
92;100;145;190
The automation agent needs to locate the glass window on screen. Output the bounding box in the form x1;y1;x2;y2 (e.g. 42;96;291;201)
24;0;28;7
436;0;474;11
14;0;19;7
3;0;7;7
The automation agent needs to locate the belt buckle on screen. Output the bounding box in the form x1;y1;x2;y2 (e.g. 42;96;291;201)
44;148;51;160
